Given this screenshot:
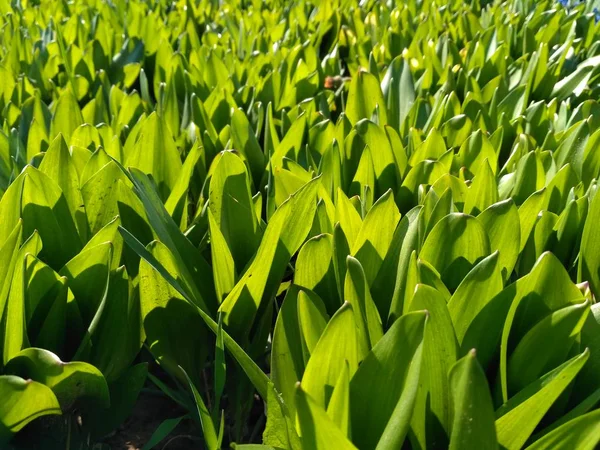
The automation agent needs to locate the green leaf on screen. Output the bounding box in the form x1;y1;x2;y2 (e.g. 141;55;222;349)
420;213;491;290
344;256;383;359
409;284;458;449
20;166;82;269
295;384;357;450
263;380;301;450
219;178;319;337
128;168;217;314
495;350;590;450
86;266;143;381
506;300;589;395
230;108;266;189
448;251;503;343
124;112;183;201
139;240;209;389
388;206;422;323
518;188;548;253
59;242;111;329
180;366;218;450
349;311;427;450
209;150;262;272
499;252;585;402
5;347;109;411
38;134;87;240
3;232;43;364
525;409;600;450
0;375;61;443
295;234;339;314
448;350;498;450
464;159;498;215
580;188;600;298
301;302;358;410
165;140;203;230
327;362;350;438
297;290;328;364
271;286;305;418
81;161;131;236
381;56;415;132
119;227;270;399
351;189;400;285
49;90;83;142
141;416;187;450
208;209;236;302
346;70;387;126
478;199;520;280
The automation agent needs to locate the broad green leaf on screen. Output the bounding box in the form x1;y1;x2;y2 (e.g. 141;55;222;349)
208;209;236;302
495;350;589;450
327;362;350;438
139;241;209;389
420;213;491;290
209;151;262;271
525;409;600;450
346;70;388;126
297;290;328;364
448;350;498;450
506;300;589;395
0;221;23;328
301;302;358;410
518;188;548;253
499;252;585;402
59;242;111;329
263;380;301;450
354;120;400;195
448;251;503;343
295;234;339;314
397;160;447;212
128;168;217;315
38;134;87;240
335;189;362;248
121;230;270;400
85;266;143;381
388;206;422;323
49;90;83;142
350;311;427;450
124;112;183;201
381;57;415;132
165;140;203;230
409;285;458;449
464;159;498;215
351;189;400;285
219;178;319;337
23;255;67;356
344;256;383;359
271;286;305;418
19;166;82;269
295;385;357;450
5;348;109;411
81;161;131;235
230;108;265;189
0;375;61;443
478;199;520;280
580;188;600;298
2;232;43;365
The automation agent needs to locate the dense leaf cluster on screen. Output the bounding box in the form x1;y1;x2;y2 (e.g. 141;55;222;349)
1;0;600;448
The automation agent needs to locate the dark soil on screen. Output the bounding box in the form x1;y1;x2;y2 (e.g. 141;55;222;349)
102;391;199;450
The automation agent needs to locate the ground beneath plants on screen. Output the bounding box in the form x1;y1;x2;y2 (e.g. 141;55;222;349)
103;392;197;450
